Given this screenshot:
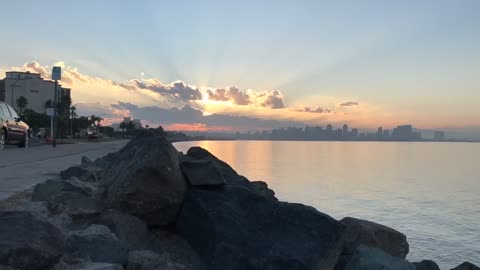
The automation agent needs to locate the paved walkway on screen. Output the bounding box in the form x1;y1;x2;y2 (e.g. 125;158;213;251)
0;140;128;200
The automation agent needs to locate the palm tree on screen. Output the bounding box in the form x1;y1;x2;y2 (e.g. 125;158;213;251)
16;96;28;115
44;99;53;109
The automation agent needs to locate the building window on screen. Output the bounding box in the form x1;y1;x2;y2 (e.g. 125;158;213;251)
30;89;40;93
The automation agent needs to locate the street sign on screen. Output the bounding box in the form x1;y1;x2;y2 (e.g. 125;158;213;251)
52;66;61;80
46;107;55;116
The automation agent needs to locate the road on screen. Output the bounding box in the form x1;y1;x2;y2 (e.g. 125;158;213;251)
0;140;128;200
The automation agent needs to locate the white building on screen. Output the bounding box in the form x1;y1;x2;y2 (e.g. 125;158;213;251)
0;71;71;113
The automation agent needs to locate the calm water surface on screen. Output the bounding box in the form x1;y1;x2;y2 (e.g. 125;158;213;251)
175;141;480;269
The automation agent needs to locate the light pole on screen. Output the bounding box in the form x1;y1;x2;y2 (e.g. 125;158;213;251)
51;67;61;148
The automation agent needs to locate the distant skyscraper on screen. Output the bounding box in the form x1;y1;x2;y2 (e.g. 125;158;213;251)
434;131;445;141
343;124;349;137
351;128;358;137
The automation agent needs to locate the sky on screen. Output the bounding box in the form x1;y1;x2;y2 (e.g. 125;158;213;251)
0;1;479;137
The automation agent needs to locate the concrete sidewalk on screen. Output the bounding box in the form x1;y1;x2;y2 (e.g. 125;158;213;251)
0;140;128;200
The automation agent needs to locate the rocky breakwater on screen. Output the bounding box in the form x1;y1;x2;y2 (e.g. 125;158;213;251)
0;130;478;270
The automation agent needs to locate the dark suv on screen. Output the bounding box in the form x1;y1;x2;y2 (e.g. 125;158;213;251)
0;102;30;149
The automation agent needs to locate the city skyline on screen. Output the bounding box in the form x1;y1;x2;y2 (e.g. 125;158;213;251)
0;1;479;139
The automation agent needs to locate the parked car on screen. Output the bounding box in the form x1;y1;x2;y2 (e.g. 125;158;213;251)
0;102;30;149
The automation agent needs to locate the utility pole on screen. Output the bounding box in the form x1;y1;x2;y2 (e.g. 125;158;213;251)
51;67;61;148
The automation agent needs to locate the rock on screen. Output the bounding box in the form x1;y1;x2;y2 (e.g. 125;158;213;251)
451;262;480;270
180;158;226;186
65;197;105;224
0;211;64;270
0;266;18;270
104;131;187;226
95;209;153;250
70;262;124;270
65;224;129;264
340;217;409;258
186;147;250;186
250;181;277;200
344;245;415;270
151;230;205;270
81;156;93;165
32;179;85;202
127;250;184;270
177;185;345;270
61;166;91;180
413;260;440;270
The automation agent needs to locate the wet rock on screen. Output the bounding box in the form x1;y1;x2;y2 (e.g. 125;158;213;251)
412;260;440;270
0;211;64;270
127;250;184;270
340;217;409;258
180;158;226;187
65;224;128;264
177;185;345;270
451;262;480;270
105;131;187;226
0;265;18;270
344;245;415;270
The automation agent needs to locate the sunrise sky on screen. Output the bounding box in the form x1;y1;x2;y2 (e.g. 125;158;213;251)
1;1;479;136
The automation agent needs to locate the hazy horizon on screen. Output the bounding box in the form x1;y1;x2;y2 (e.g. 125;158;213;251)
1;1;479;138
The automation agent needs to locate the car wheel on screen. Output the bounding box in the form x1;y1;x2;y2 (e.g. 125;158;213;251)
19;132;30;148
0;130;5;149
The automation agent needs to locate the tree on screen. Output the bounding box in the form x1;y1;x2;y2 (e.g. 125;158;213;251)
16;96;28;115
23;109;49;132
119;121;127;133
44;100;53;109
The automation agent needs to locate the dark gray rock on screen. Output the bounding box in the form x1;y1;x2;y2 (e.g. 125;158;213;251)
413;260;440;270
186;147;250;187
451;262;480;270
104;131;187;226
0;211;64;270
95;209;153;250
177;185;345;270
32;179;87;202
344;245;415;270
81;156;93;165
0;265;18;270
127;250;184;270
61;166;91;180
65;224;129;264
340;217;409;258
250;181;277;200
180;158;226;186
151;229;205;270
69;262;124;270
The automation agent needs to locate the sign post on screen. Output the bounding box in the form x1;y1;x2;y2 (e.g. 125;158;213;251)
46;107;54;143
51;67;61;148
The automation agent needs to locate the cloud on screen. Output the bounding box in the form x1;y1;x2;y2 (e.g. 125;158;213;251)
296;106;331;113
131;79;202;102
206;87;285;109
340;101;359;107
109;102;299;131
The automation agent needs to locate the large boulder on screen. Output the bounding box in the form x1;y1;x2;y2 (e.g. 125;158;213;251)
177;185;345;270
344;245;415;270
413;260;440;270
104;131;187;226
180;158;226;187
65;224;129;264
340;217;409;258
0;211;64;270
32;179;91;202
451;262;480;270
127;250;185;270
186;147;250;187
